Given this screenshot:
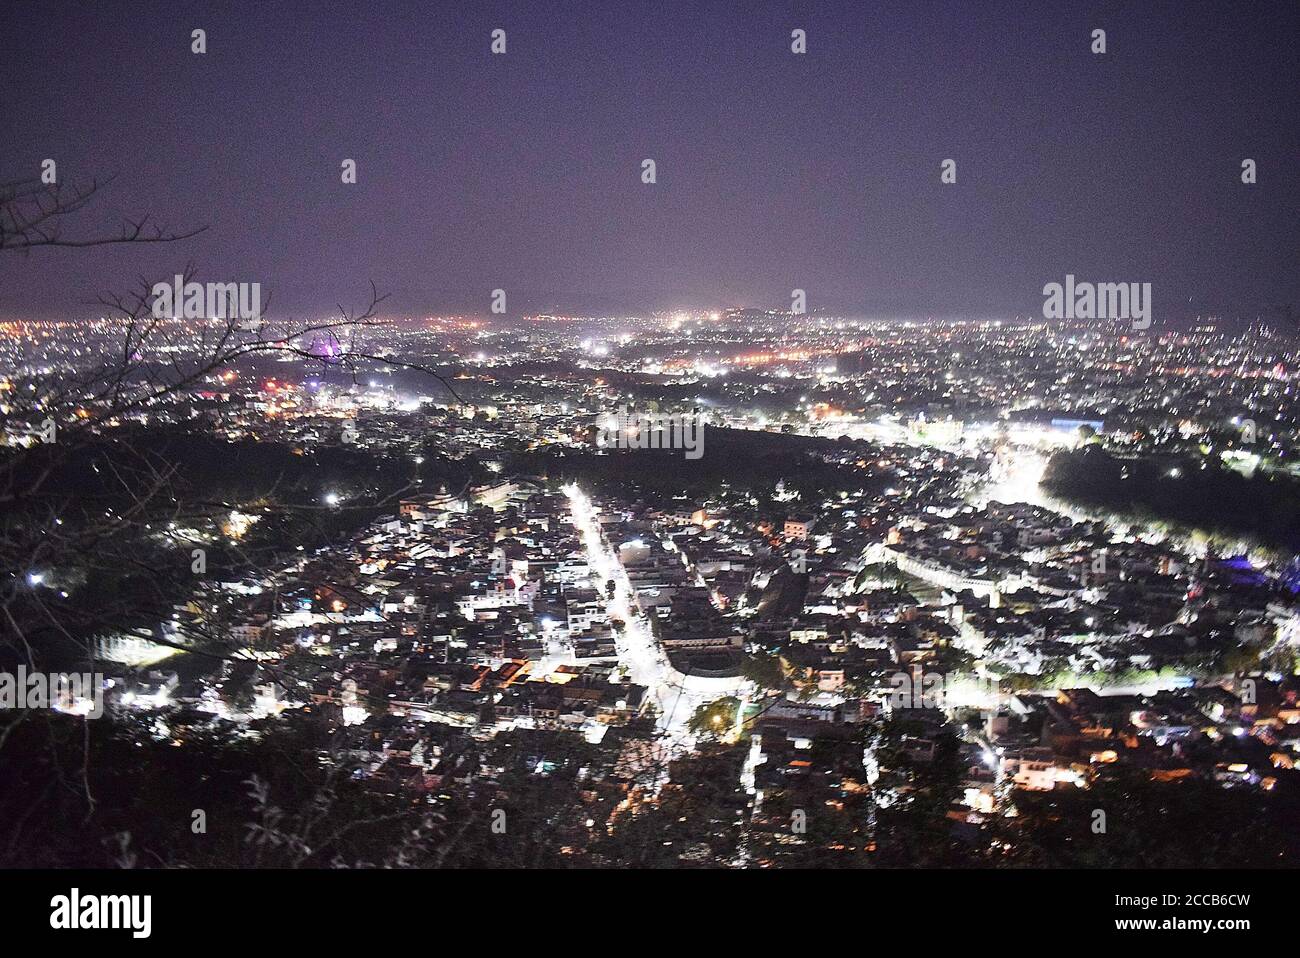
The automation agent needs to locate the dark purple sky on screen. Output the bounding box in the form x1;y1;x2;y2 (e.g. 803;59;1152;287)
2;0;1296;320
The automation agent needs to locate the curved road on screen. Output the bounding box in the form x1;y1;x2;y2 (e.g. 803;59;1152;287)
564;483;748;750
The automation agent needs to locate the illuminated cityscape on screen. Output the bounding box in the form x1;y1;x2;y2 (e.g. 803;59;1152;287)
6;307;1300;869
0;0;1296;936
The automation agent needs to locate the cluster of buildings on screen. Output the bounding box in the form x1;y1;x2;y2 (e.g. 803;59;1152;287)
9;309;1300;864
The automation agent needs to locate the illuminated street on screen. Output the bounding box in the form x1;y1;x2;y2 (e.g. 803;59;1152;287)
564;483;747;751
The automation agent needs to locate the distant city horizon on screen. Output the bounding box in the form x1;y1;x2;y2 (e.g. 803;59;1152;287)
6;302;1294;332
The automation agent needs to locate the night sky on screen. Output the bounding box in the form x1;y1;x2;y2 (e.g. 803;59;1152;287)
2;0;1296;320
